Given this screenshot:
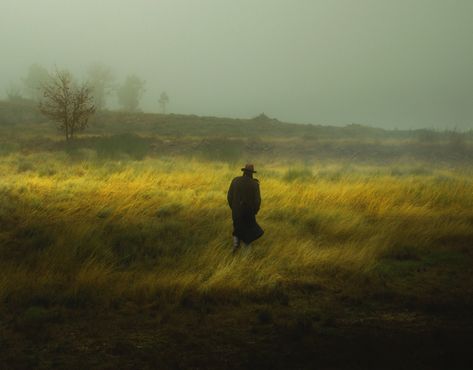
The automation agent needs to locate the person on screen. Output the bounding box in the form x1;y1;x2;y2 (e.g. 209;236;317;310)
227;164;264;252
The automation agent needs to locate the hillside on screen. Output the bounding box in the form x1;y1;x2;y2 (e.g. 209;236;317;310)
1;100;472;165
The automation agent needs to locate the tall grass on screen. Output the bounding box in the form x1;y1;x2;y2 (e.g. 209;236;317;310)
0;153;472;310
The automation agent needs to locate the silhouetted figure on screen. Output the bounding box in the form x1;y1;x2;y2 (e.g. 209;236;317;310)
227;164;264;252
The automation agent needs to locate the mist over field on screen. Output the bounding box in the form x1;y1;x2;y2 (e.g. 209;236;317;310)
1;2;473;369
1;0;472;129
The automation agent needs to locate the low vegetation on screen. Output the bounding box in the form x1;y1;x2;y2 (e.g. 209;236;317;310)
1;153;472;307
0;106;472;368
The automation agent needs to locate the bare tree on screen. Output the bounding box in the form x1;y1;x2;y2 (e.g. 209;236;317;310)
39;69;96;141
158;91;169;114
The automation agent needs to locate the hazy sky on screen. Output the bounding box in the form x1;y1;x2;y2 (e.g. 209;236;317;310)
1;0;472;129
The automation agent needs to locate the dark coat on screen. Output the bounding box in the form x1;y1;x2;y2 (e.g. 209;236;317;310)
227;175;264;244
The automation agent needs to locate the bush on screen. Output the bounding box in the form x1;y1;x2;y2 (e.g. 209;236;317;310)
95;133;150;160
65;147;97;162
196;137;244;163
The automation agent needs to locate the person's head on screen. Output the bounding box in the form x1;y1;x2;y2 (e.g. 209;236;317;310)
241;164;257;177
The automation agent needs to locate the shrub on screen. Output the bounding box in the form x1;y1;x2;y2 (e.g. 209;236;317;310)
65;147;97;162
196;137;244;163
95;133;150;160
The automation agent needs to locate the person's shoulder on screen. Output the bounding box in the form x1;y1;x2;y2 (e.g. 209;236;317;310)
231;176;243;184
253;178;260;184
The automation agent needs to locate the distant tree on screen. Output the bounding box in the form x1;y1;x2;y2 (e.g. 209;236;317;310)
39;69;96;141
86;63;115;111
6;83;24;102
116;75;145;112
158;91;170;114
22;64;50;101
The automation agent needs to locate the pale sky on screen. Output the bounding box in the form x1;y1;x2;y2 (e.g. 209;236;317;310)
1;0;472;129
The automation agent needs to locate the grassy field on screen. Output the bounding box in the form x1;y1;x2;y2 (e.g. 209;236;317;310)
1;108;473;369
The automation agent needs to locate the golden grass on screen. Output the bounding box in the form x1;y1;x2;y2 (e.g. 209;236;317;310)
1;152;472;308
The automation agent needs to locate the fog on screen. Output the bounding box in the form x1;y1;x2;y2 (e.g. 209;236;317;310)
1;0;472;129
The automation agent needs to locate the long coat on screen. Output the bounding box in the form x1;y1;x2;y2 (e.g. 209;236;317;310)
227;175;264;244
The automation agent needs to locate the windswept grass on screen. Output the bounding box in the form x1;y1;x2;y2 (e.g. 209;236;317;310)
1;109;473;368
1;153;472;313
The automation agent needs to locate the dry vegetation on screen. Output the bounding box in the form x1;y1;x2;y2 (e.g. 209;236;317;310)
1;155;473;309
0;106;472;369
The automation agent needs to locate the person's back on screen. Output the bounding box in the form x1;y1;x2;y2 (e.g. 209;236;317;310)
227;164;263;251
227;175;260;217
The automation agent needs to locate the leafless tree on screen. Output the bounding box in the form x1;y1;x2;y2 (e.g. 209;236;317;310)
39;69;96;141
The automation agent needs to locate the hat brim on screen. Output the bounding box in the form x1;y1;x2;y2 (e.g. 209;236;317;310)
241;168;257;173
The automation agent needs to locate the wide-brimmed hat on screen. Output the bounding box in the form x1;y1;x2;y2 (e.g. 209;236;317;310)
241;164;257;173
